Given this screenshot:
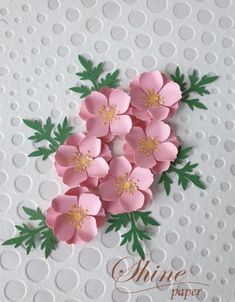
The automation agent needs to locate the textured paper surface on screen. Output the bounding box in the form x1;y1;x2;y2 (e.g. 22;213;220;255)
0;0;234;301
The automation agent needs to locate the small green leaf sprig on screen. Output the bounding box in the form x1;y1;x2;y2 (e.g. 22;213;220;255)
3;207;58;257
23;117;73;160
159;146;206;195
70;55;120;98
106;211;160;259
171;67;219;110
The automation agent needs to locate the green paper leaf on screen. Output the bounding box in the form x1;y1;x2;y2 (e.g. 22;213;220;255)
70;55;120;98
159;146;206;195
171;67;219;110
106;211;160;260
2;207;58;258
24;117;73;160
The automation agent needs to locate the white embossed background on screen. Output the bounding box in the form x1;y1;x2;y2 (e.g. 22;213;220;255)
0;0;234;301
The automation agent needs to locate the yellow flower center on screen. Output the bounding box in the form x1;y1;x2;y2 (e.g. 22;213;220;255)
70;152;93;172
116;173;138;195
142;89;164;108
138;137;159;156
64;205;88;229
97;104;118;125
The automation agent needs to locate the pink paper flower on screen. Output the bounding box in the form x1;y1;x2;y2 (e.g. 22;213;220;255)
125;120;178;170
98;156;154;212
82;88;132;138
55;133;109;186
46;187;103;244
130;71;182;121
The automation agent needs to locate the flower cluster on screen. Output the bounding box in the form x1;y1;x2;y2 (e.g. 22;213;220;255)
46;71;182;244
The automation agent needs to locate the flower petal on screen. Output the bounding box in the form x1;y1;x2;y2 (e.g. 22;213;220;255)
139;71;163;92
79;100;94;121
123;143;135;163
55;145;77;167
85;91;108;114
154;142;178;161
45;207;59;228
109;156;132;177
102;199;126;214
98;178;119;201
95;208;106;228
130;87;146;111
65;187;89;196
135;151;156;169
132;107;153;121
130;167;154;190
148;106;169;121
54;215;76;242
79;193;101;215
66;133;85;148
86;157;109;178
126;127;146;149
63;167;87;186
52;195;78;213
109;89;130;114
151;161;171;175
81;177;99;189
110;115;132;136
86;117;109;137
146;121;171;142
79;136;101;157
77;216;97;242
120;190;144;212
159;82;182;106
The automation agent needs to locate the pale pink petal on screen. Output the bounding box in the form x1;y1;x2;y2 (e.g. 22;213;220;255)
86;157;109;178
159;82;182;106
54;161;66;177
168;130;179;147
81;177;99;189
168;103;179;117
132;107;153;121
100;87;113;98
86;117;109;137
154;142;178;161
79;193;101;215
79;101;94;121
100;143;112;162
66;133;85;148
79;135;101;157
77;216;97;242
52;195;78;213
98;178;119;201
135;151;156;169
110;115;132;136
101;132;115;143
55;145;77;167
123;143;135;163
139;71;163;92
109;89;130;114
54;215;76;241
130;167;154;190
120;190;145;212
151;161;171;175
85;91;108;114
67;232;85;244
130;75;140;88
126;127;146;149
103;199;126;214
109;156;132;177
95;208;106;227
45;207;59;228
65;187;89;196
130;87;146;111
146;121;171;142
63;167;87;186
148;106;169;121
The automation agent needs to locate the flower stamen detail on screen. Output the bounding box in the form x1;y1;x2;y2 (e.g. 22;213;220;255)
64;205;88;229
70;152;93;172
98;104;118;125
138;137;159;156
115;173;138;195
142;89;164;108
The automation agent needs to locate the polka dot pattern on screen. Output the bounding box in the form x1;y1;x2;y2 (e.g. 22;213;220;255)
0;0;234;301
